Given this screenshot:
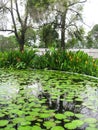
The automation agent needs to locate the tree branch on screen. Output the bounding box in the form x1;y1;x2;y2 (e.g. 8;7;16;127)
68;0;87;7
0;29;14;33
10;0;19;39
15;0;23;26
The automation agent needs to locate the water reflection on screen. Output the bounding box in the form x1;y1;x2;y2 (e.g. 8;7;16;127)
0;81;19;100
0;70;98;129
42;83;98;121
81;85;98;120
27;81;43;97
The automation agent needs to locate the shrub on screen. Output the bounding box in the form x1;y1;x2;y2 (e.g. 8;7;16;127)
0;50;37;69
0;49;98;77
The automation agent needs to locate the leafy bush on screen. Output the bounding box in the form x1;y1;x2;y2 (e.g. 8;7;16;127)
0;49;37;69
0;49;98;77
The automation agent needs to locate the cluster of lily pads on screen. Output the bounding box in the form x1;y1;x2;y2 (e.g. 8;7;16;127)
0;69;98;130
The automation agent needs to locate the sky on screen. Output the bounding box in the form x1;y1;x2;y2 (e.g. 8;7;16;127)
83;0;98;32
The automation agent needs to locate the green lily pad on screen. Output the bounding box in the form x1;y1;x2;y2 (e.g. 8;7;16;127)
18;126;32;130
72;120;84;127
0;113;5;117
51;126;64;130
32;125;42;130
86;127;98;130
64;111;74;117
44;121;56;129
0;120;9;127
64;120;84;129
75;113;84;118
84;118;97;124
55;114;65;120
39;113;51;118
64;122;77;129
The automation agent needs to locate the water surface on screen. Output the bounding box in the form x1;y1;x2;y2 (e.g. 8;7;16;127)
0;69;98;130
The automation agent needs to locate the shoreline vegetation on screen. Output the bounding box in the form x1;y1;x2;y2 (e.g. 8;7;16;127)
0;49;98;77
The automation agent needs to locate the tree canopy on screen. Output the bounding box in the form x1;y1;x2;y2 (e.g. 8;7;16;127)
0;0;87;51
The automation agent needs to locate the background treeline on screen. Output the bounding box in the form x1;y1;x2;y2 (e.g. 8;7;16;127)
1;0;98;52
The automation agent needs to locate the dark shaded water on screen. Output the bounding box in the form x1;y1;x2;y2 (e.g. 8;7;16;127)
0;69;98;130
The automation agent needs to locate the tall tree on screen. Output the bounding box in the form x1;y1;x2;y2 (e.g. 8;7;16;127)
86;24;98;48
39;24;59;48
29;0;87;49
0;0;35;52
52;0;87;49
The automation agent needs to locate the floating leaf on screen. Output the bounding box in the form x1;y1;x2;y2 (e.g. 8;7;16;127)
44;121;56;129
75;113;84;118
72;120;84;127
13;117;25;124
84;118;97;124
3;127;15;130
55;114;65;120
18;126;32;130
64;122;77;129
0;120;9;127
51;126;64;130
39;113;51;118
86;127;98;130
32;125;42;130
64;111;74;117
64;120;84;129
0;113;4;117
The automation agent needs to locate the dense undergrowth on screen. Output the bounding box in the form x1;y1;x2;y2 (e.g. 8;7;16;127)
0;49;98;77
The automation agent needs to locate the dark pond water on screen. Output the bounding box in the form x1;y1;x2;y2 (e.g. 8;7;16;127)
0;69;98;130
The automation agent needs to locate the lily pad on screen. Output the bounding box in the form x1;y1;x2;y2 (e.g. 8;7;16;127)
84;118;97;124
51;126;64;130
0;120;9;127
44;121;56;129
55;114;65;120
32;125;42;130
64;111;74;117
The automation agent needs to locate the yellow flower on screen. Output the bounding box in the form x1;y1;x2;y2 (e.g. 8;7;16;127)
93;64;96;67
76;60;78;62
93;59;95;62
77;57;79;60
85;61;88;64
69;56;72;59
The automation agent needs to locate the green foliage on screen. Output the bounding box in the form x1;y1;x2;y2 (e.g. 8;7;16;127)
86;24;98;48
0;120;9;127
0;49;98;77
0;35;18;52
0;49;37;69
0;69;98;130
39;24;59;48
31;49;98;77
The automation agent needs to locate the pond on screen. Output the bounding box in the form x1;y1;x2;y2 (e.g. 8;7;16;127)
0;69;98;130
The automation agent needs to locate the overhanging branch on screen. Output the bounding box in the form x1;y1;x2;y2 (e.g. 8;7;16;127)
68;0;87;7
0;29;14;32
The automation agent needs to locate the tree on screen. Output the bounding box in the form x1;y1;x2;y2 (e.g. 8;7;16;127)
39;24;59;48
51;0;87;49
27;0;87;49
86;24;98;48
66;26;86;48
0;35;18;51
0;0;36;52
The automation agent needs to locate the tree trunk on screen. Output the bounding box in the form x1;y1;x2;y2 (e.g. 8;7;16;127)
61;11;67;50
19;43;24;53
61;27;65;50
